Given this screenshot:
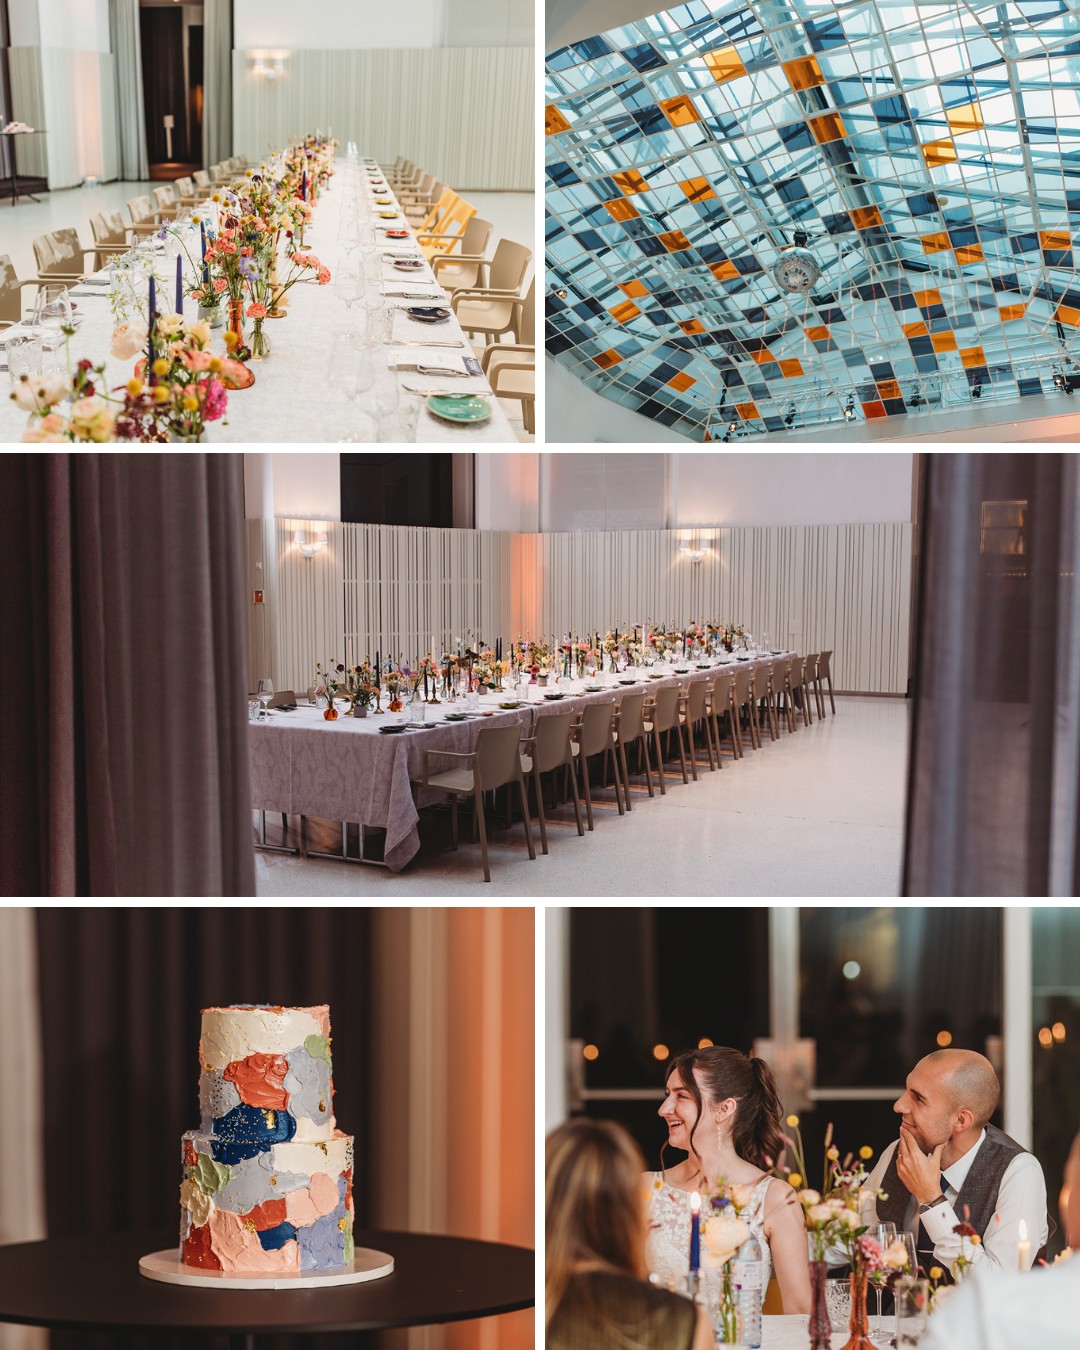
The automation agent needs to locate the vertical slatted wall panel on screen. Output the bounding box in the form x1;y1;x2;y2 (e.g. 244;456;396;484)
249;521;912;695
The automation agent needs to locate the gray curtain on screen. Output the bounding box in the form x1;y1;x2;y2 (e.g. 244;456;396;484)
110;0;149;180
904;453;1080;897
203;0;233;168
0;455;256;898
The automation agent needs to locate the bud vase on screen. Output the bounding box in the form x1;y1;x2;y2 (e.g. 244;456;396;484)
809;1260;832;1350
323;706;339;721
267;232;287;317
227;296;245;349
839;1271;874;1350
198;302;224;328
714;1265;739;1344
388;694;403;713
250;319;271;360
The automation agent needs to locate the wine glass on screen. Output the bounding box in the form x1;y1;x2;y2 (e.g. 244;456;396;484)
33;284;73;358
869;1222;897;1343
374;369;402;442
333;264;362;320
329;338;377;442
901;1230;919;1279
256;677;274;719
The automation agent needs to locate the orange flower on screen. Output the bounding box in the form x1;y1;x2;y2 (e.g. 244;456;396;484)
247;303;267;320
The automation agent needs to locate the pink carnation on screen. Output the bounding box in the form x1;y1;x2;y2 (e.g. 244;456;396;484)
201;377;227;421
247;303;267;320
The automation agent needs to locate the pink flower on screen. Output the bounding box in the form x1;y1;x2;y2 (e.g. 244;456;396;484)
316;266;331;284
201;377;227;421
111;321;146;360
212;278;228;294
182;348;214;372
247;303;267;320
856;1235;885;1271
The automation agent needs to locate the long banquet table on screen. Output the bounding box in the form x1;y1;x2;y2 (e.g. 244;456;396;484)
0;160;517;443
249;655;786;873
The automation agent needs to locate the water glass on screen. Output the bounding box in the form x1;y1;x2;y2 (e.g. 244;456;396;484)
895;1280;929;1347
248;700;261;722
7;333;43;382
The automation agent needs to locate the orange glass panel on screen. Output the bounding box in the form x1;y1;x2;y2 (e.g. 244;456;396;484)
783;56;824;90
1040;230;1072;251
703;45;746;83
658;230;691;251
545;105;571;135
613;169;648;195
954;244;984;265
947;101;984;135
998;304;1026;322
921;233;951;254
751;349;776;365
680;176;716;201
604;198;639;222
619;279;649;299
593;349;623;369
913;288;943;307
861;400;887;419
710;260;740;281
805;326;830;341
735;402;760;419
903;321;929;338
810;113;847;144
779;358;804;377
609;300;641;323
668;372;696;392
660;95;701;126
877;379;901;400
931;332;957;352
1055;303;1080;326
922;139;958;167
960;346;987;368
679;318;706;334
849;205;882;230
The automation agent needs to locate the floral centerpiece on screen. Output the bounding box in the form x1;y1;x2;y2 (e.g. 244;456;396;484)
473;649;501;691
574;641;592;679
383;667;405;712
783;1116;907;1350
700;1180;754;1344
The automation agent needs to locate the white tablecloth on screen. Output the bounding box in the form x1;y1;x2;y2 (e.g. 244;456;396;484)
758;1314;850;1347
1;159;516;443
248;655;786;872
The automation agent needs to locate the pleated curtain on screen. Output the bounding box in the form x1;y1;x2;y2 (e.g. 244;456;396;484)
109;0;149;180
903;453;1080;896
0;910;47;1350
203;0;233;168
0;454;256;899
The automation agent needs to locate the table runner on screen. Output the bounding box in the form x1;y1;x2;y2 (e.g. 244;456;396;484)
1;160;517;443
249;655;787;873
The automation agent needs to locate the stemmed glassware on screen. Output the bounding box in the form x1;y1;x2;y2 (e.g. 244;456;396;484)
869;1222;897;1343
329;337;377;442
333;264;363;327
256;677;274;719
33;284;73;370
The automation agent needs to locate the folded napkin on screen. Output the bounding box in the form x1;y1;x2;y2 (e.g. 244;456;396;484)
381;281;444;299
387;349;482;377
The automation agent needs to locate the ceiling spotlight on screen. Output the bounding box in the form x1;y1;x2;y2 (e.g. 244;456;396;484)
783;404;796;428
909;386;924;407
843;396;856;422
553;288;567;299
971;380;983;400
727;418;738;434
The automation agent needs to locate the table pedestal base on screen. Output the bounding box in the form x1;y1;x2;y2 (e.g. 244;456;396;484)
138;1246;394;1290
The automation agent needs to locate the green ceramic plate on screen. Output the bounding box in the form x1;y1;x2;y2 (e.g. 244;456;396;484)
426;393;491;424
443;712;468;721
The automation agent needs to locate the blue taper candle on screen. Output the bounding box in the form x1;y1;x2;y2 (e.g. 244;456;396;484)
690;1192;701;1271
175;254;183;316
147;275;156;380
200;220;206;259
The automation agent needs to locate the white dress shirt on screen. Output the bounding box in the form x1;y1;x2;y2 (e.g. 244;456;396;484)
920;1253;1080;1350
865;1131;1048;1274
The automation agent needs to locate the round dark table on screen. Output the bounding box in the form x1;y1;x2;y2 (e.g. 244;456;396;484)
0;1229;534;1346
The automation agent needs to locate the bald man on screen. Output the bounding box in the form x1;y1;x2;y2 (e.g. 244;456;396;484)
863;1050;1048;1277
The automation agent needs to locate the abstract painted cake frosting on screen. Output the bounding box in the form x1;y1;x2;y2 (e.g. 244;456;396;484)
179;1004;355;1274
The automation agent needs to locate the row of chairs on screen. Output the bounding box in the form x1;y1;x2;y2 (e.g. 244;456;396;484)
384;156;535;433
416;653;837;882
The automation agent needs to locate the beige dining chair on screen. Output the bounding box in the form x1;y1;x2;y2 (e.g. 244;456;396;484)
193;169;212;191
420;721;536;883
451;241;532;344
153;184;181;220
679;677;715;778
611;689;653;809
127;194;164;235
751;663;778;744
90;211;136;270
771;656;797;735
570;701;625;829
519;710;583;853
817;650;837;714
32;229;103;284
788;655;815;728
0;254;50;326
643;684;688;793
481;279;535;433
707;670;741;761
731;664;758;751
429;218;495;295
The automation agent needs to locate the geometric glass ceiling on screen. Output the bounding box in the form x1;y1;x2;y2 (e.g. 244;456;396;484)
545;1;1080;438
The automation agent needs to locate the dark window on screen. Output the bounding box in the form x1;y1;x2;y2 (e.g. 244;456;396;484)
340;453;455;527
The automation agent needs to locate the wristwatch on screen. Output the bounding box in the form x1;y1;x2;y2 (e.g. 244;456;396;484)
918;1194;948;1214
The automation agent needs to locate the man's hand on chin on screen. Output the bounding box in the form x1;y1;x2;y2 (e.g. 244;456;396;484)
896;1129;945;1206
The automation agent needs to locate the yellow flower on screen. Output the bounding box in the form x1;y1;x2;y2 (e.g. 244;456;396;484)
211;192;221;202
787;1172;803;1187
826;1146;840;1160
859;1145;874;1160
208;356;223;373
224;330;239;348
191;215;201;225
929;1266;943;1281
152;385;170;404
182;394;199;411
126;378;143;397
786;1114;800;1127
970;1235;981;1245
151;357;170;377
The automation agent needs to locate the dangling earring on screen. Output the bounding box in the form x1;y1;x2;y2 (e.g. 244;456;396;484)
716;1117;724;1150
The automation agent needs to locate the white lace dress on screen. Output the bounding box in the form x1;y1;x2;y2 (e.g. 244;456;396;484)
645;1173;773;1310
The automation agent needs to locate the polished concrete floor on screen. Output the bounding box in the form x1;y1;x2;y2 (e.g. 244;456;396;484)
254;695;909;898
1;180;535;441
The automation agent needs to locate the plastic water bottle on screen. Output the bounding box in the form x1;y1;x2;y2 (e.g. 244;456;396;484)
732;1232;763;1348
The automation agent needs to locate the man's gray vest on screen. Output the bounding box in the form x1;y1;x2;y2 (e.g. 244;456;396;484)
877;1124;1045;1278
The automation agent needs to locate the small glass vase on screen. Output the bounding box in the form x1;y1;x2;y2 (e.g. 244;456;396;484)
809;1260;832;1350
323;706;339;721
250;318;271;360
410;692;424;723
227;295;245;344
838;1270;874;1350
715;1265;739;1345
388;694;403;713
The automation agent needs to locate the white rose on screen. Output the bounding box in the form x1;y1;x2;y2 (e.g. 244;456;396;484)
10;372;67;411
884;1239;910;1269
183;318;211;348
701;1216;750;1267
728;1184;754;1211
797;1189;821;1207
156;312;183;337
110;321;146;359
807;1205;834;1225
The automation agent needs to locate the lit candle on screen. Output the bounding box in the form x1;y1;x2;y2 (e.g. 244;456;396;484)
147;275;156;381
1018;1219;1030;1270
690;1191;701;1271
424;666;429;700
175;253;183;316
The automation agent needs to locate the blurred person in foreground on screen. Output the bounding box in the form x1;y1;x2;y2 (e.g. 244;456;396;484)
920;1125;1080;1350
547;1117;713;1350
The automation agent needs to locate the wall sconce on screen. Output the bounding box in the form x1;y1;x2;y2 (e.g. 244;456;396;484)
293;529;327;559
680;545;707;564
250;52;288;80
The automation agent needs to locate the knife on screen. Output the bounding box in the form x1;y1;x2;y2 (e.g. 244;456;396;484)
394;340;467;348
402;386;485;397
396;363;470;376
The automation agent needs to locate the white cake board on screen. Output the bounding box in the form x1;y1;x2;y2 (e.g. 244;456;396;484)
138;1247;394;1290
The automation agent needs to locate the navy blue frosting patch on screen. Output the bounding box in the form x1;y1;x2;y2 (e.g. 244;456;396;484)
257;1220;299;1251
210;1104;297;1164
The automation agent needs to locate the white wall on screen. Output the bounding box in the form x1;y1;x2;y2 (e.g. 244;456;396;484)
474;453;540;532
39;0;110;51
8;0;41;45
673;453;915;527
244;453;341;521
542;452;669;531
234;0;530;50
546;358;696;444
